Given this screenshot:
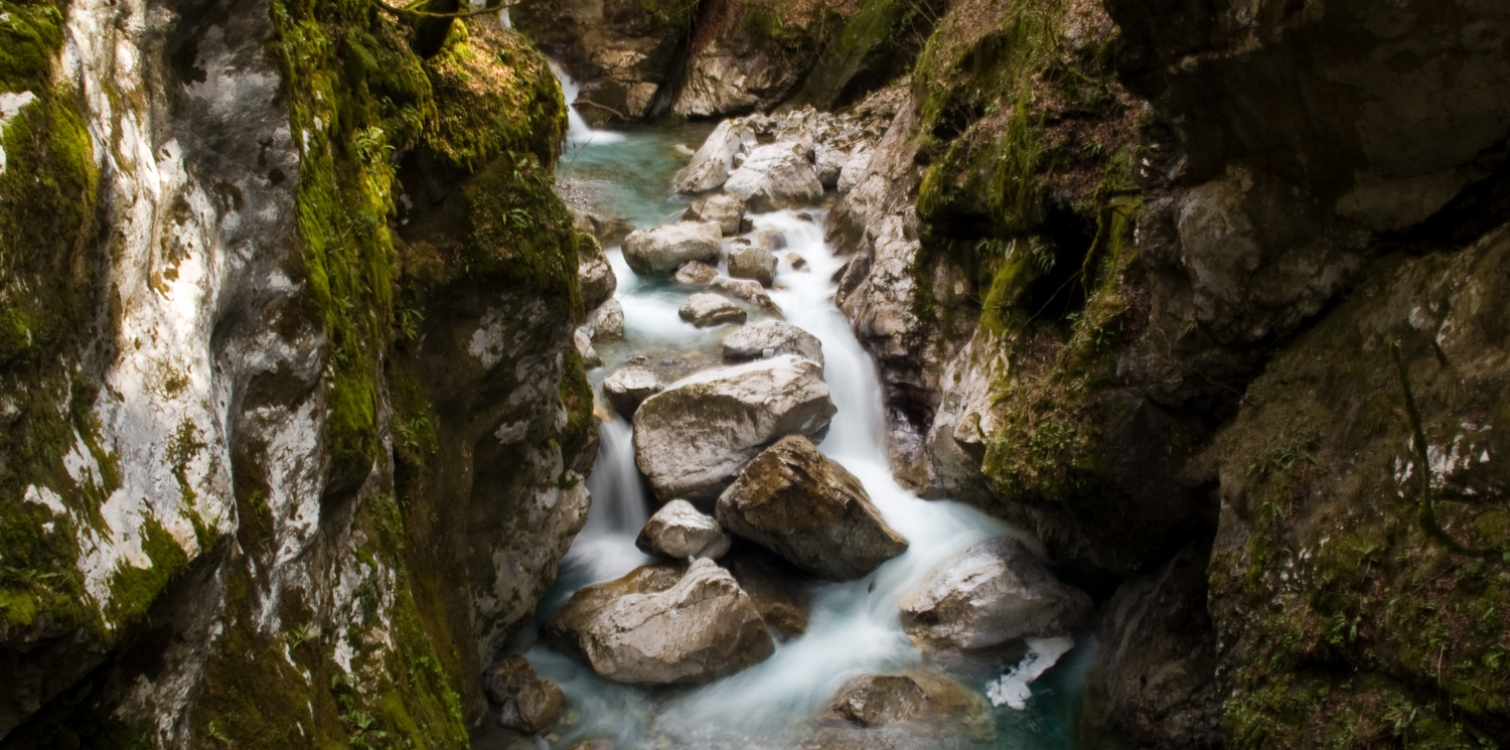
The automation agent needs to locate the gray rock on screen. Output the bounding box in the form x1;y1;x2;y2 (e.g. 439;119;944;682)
679;293;748;328
814;143;849;188
622;221;723;275
635;499;731;560
540;560;775;685
577;235;618;310
708;276;783;318
587;298;624;342
899;537;1093;649
674;119;757;194
634;356;836;502
724;142;825;212
684;194;747;236
602;367;662;419
836;147;871;195
728;243;777;287
817;670;993;742
673;260;720;286
753;226;787;251
721;321;824;367
575;327;603;369
716;435;908;580
784;252;807;270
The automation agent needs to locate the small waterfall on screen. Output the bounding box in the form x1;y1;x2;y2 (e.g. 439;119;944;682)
583;418;648;535
548;62;625;146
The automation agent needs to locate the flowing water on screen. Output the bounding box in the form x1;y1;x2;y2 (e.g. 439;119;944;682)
501;100;1096;749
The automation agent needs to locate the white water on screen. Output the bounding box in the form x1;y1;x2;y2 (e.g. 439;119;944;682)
549;62;625;146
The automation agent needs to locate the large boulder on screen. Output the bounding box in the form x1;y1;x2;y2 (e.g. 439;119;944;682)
728;242;777;287
817;670;994;742
716;435;908;580
602;366;662;419
622;221;722;275
674;119;757;194
722;321;824;367
709;276;783;318
587;298;624;342
540;560;775;685
679;292;748;328
724;143;825;212
723;548;810;640
635;499;731;560
578;234;618;309
899;537;1093;650
634;356;836;502
684;194;747;236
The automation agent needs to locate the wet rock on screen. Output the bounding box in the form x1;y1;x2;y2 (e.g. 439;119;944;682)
684;194;747;236
721;321;824;367
587;298;624;342
635;499;731;560
716;435;908;580
900;537;1093;650
575;327;603;369
784;253;807;270
679;293;748;328
674;119;757;194
724;143;825;212
708;276;783;318
622;221;722;275
541;560;775;685
484;656;567;734
602;366;662;419
728;243;777;287
577;235;618;309
673;260;720;286
634;356;836;501
817;670;993;742
723;547;810;640
753;227;788;251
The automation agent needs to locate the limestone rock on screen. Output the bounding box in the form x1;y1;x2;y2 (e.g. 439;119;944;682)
723;548;810;640
578;235;618;310
602;366;662;419
674;119;757;194
588;298;624;342
684;194;747;236
673;260;720;286
679;293;748;328
716;435;908;580
708;276;783;318
836;147;870;194
721;321;824;367
635;499;731;560
622;221;722;275
752;226;787;251
784;253;807;270
633;356;836;501
817;670;993;741
728;243;777;287
540;560;775;685
900;537;1093;650
724;143;824;212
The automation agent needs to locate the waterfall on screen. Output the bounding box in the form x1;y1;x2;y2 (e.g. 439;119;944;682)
548;62;625;146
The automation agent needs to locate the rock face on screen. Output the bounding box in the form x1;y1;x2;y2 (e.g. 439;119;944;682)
899;538;1093;650
484;656;567;734
724;143;826;212
716;436;909;580
622;221;722;275
728;243;778;287
635;500;732;560
541;560;775;685
722;321;824;367
578;234;618;309
684;194;747;236
602;366;662;419
634;356;837;502
679;293;749;328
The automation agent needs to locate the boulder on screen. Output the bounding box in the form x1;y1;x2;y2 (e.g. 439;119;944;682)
602;366;662;419
588;298;624;342
578;235;618;309
716;435;908;580
899;537;1093;650
622;221;722;275
634;356;836;502
784;252;807;270
817;670;993;741
635;499;732;560
674;119;757;194
814;143;849;188
836;147;871;195
679;293;748;328
723;547;810;640
540;560;775;685
708;276;783;318
728;243;777;287
574;327;602;369
483;656;567;734
724;143;824;212
722;321;824;367
683;194;747;236
752;227;787;251
673;260;720;286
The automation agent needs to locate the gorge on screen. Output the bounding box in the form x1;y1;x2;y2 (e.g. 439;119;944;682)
0;0;1507;749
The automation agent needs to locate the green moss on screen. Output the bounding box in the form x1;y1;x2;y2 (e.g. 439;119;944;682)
104;517;189;627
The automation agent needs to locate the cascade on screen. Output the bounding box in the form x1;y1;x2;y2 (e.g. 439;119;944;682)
548;62;625;146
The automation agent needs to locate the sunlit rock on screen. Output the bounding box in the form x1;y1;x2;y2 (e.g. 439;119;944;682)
623;221;722;275
635;499;731;560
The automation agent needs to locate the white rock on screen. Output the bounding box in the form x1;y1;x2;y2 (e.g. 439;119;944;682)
728;243;777;287
684;194;747;236
673;119;757;194
602;366;662;419
722;321;823;367
724;142;824;213
708;276;783;318
588;298;624;342
622;221;722;275
636;500;731;560
673;260;720;286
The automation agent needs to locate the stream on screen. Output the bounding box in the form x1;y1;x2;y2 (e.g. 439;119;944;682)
501;76;1096;749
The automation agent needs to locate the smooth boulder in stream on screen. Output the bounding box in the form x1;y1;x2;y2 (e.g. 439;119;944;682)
683;194;747;236
722;320;824;367
679;292;748;327
541;560;774;685
817;670;994;742
603;366;662;419
723;142;824;212
900;537;1093;650
622;221;722;275
716;435;908;580
728;242;777;287
633;356;836;502
636;499;731;560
